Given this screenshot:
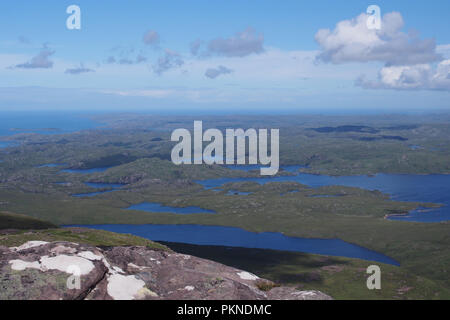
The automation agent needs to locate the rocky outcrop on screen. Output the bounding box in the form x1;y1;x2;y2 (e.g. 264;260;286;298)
0;241;331;300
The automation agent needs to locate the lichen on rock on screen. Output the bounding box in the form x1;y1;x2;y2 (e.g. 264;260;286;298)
0;241;332;300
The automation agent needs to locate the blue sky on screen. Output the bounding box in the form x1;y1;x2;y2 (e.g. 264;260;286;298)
1;0;449;112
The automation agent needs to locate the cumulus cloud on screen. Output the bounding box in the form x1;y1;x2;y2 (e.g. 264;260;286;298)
143;30;160;47
107;56;146;65
65;64;95;75
13;45;55;69
356;59;450;91
437;44;450;59
153;49;184;75
315;12;442;66
205;65;233;79
190;39;202;56
206;28;264;57
106;50;147;65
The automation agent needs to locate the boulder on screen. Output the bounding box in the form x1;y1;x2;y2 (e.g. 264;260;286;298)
0;241;332;300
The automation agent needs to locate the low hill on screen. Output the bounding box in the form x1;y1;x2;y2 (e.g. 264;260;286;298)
0;211;56;230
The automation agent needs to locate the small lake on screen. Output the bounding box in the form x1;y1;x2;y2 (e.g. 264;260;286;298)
38;163;67;168
64;224;399;266
126;203;216;214
61;167;112;174
71;182;124;198
226;164;304;173
196;170;450;222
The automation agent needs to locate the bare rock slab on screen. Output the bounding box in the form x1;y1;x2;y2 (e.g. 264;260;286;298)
0;241;332;300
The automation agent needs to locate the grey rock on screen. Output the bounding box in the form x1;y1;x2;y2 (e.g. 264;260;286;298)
0;241;332;300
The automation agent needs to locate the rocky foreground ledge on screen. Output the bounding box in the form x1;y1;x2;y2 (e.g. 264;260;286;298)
0;241;331;300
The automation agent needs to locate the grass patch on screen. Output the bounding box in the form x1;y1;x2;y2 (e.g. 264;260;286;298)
0;227;170;251
255;280;280;292
163;242;450;300
0;211;56;230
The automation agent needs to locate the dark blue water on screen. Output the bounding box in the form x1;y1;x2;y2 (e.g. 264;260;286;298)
280;190;299;196
0;111;99;137
126;202;216;214
72;191;114;198
71;182;124;198
61;167;112;174
38;163;67;168
388;206;439;221
64;224;399;266
196;171;450;222
0;141;17;149
55;182;70;186
84;182;124;189
226;164;304;173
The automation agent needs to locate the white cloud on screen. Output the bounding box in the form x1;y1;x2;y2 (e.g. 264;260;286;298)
153;49;184;75
315;12;441;66
201;28;265;57
12;45;55;69
437;44;450;59
205;65;233;79
356;59;450;91
183;47;376;83
190;39;202;56
315;11;450;92
65;64;95;75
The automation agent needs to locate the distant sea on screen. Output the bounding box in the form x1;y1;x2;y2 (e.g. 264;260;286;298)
0;111;100;137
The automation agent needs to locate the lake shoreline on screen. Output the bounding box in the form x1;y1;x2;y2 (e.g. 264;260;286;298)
62;223;401;266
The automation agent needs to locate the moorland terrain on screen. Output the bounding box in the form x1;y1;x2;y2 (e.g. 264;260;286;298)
1;113;449;299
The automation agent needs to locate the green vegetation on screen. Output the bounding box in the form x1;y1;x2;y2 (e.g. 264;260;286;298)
1;113;450;299
1;176;448;298
255;280;280;292
0;227;170;251
165;242;450;300
0;211;56;230
2;113;450;177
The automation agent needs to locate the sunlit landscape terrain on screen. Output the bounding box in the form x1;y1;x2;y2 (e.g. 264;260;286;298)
1;0;450;303
1;112;449;299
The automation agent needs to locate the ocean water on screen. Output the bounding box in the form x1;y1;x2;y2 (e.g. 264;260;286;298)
0;111;99;137
0;141;16;149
